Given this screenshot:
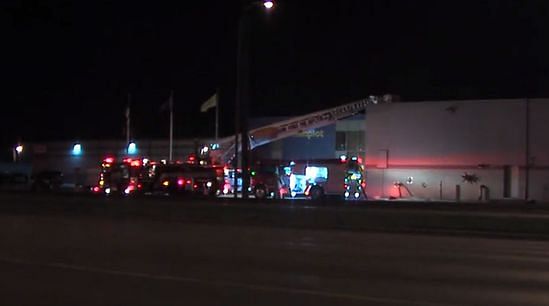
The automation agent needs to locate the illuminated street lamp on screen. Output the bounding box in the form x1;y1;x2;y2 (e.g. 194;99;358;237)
127;142;138;155
263;1;274;9
13;144;23;162
72;143;82;156
235;0;275;199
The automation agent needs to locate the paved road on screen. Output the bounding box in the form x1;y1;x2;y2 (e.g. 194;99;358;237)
3;193;549;240
1;212;549;306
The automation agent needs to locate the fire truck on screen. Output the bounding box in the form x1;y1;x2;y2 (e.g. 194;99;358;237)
93;157;151;195
203;97;382;200
151;162;219;196
93;155;221;197
250;155;366;200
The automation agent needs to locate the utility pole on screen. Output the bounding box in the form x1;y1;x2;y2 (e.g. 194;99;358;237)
234;1;274;198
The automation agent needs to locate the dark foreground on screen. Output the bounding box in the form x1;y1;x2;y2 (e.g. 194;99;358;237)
1;194;549;305
2;214;549;306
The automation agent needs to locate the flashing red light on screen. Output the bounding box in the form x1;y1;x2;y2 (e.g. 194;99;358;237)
130;160;142;167
93;186;100;193
177;178;185;186
104;157;114;164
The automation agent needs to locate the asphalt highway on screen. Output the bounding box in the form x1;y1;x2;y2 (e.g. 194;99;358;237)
1;204;549;305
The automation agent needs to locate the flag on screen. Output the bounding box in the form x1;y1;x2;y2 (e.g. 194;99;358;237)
160;91;174;112
200;93;217;112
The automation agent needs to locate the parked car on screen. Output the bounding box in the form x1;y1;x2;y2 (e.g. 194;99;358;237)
31;171;63;192
0;172;31;191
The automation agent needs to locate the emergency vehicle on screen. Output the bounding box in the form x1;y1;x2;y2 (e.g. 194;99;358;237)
93;157;151;195
202;98;381;200
93;153;223;196
273;156;367;200
151;162;219;196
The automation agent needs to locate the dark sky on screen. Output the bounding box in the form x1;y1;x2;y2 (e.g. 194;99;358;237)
1;0;549;150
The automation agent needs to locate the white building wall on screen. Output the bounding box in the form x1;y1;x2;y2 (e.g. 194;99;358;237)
364;99;549;202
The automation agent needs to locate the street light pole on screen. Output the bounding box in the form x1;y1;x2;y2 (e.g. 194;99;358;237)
13;144;23;163
235;0;273;199
236;9;250;199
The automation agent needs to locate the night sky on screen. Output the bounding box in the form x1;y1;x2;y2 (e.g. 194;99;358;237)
2;0;548;154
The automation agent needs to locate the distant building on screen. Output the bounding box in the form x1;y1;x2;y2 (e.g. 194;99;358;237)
27;139;203;187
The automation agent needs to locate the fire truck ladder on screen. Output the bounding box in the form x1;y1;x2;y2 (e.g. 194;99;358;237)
210;97;380;165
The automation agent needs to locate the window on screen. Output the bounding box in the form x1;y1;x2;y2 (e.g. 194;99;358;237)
336;131;364;154
346;131;365;153
306;166;328;183
336;132;346;150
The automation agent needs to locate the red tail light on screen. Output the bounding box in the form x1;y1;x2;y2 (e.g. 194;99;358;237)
177;178;185;186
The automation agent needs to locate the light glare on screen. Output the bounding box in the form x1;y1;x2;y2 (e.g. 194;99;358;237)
72;143;82;156
128;142;137;154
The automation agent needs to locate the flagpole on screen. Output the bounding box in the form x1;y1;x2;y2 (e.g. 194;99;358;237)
169;90;174;162
215;90;219;141
126;93;131;145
